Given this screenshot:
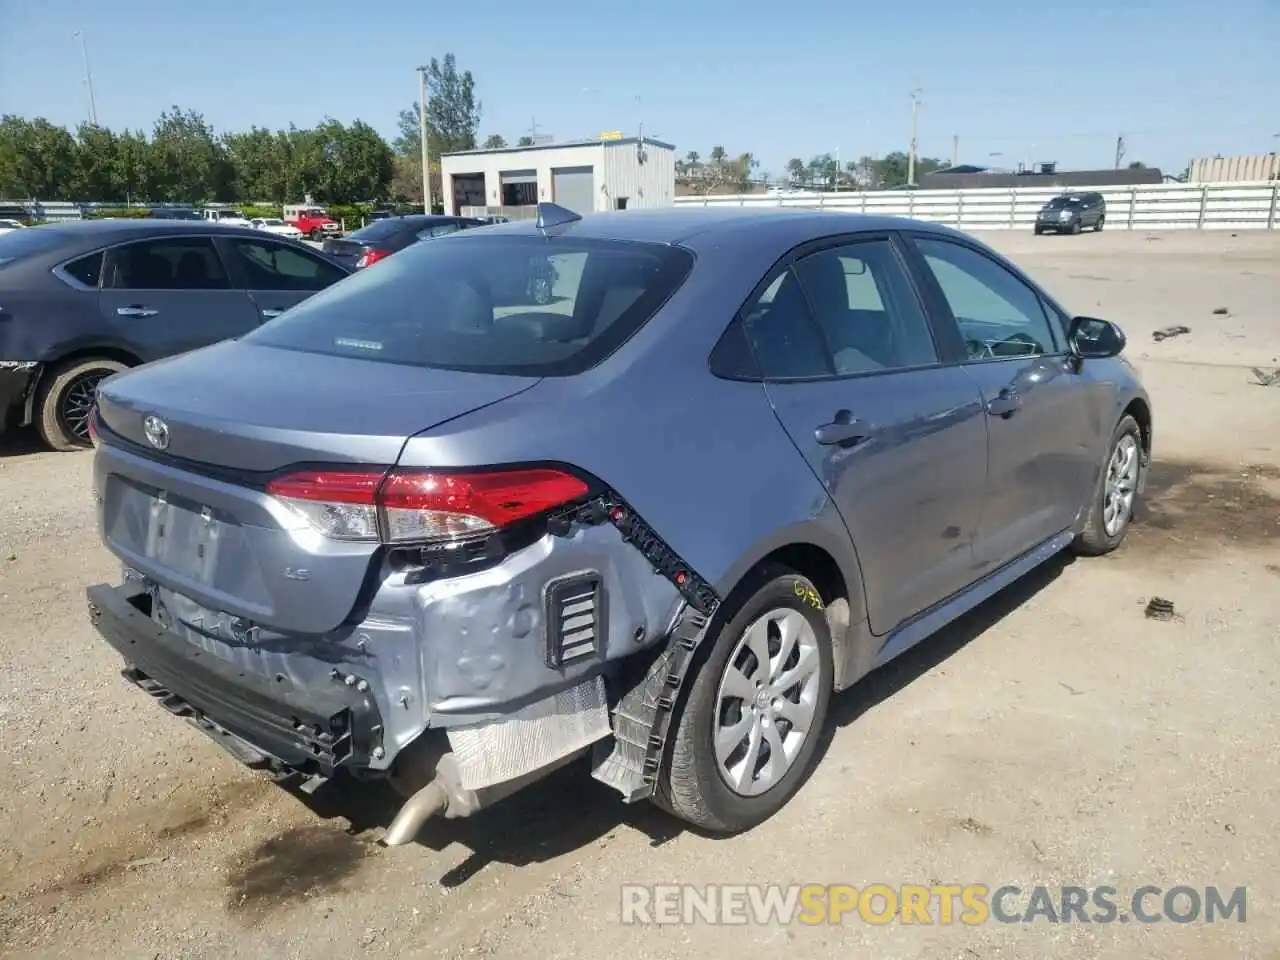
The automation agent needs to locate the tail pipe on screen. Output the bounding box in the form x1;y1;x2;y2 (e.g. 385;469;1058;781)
382;779;450;846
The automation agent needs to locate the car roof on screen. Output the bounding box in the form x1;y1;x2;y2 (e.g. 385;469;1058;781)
42;219;256;237
455;207;961;250
8;219;310;265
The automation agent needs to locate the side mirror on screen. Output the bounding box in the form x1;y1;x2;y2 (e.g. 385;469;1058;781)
1068;315;1126;359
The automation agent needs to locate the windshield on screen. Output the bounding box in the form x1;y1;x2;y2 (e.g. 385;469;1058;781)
1045;196;1082;209
244;234;694;376
0;225;67;264
262;218;284;226
346;219;406;242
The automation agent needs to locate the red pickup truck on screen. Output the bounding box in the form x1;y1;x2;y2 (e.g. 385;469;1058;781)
282;204;342;240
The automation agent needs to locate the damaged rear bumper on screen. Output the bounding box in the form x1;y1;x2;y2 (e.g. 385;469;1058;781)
87;581;386;779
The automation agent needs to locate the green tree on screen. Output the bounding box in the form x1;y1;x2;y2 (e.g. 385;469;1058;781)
395;54;481;162
148;107;232;202
225;126;286;201
482;134;507;149
786;157;806;186
71;124;119;199
113;130;153;202
516;135;534;147
0;116;79;198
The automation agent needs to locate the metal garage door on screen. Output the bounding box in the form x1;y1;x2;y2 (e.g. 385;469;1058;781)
552;166;595;214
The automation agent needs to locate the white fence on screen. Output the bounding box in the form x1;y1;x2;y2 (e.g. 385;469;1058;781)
673;180;1280;231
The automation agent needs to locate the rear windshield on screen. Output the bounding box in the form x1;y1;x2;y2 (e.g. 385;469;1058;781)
244;234;695;376
345;219;407;242
0;225;68;264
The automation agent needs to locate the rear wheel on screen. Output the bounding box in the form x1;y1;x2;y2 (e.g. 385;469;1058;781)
1094;215;1105;232
1073;414;1142;555
35;357;127;451
657;566;833;833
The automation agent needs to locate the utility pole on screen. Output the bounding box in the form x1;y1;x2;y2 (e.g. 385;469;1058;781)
952;134;959;167
73;31;97;125
417;65;431;213
1114;134;1126;170
907;88;923;187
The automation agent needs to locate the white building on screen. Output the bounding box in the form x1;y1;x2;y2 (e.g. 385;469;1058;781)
441;136;676;218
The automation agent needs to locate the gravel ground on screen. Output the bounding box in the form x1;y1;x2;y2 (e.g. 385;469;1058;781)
1;229;1277;960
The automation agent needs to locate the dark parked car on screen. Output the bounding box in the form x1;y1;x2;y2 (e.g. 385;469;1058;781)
148;208;204;221
322;214;487;269
0;220;351;449
1034;192;1106;234
86;205;1150;844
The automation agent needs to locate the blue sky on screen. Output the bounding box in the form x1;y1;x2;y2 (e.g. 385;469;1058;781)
2;0;1275;178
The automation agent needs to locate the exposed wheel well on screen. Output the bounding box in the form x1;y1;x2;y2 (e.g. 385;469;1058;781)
51;346;143;370
1123;397;1152;456
748;543;849;607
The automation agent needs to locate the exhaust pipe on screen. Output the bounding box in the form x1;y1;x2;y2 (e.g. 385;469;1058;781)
382;779;450;846
379;736;594;847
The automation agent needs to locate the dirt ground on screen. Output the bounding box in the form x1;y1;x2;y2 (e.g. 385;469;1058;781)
1;229;1277;960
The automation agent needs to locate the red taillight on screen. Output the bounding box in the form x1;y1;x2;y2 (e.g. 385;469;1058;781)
355;248;392;269
265;467;589;544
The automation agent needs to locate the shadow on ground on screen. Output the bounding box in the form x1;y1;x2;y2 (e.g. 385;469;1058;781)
0;429;47;459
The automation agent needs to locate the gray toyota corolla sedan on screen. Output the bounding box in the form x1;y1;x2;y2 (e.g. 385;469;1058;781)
85;204;1151;843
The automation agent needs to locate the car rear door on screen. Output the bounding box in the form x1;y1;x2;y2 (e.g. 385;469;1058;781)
97;236;262;360
902;233;1096;572
741;234;989;636
217;236;350;321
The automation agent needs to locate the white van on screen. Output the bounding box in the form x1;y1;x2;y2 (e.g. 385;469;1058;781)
201;208;253;227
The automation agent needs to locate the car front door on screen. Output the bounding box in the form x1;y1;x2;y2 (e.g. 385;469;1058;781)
97;236;262;360
741;235;989;636
904;234;1097;574
217;236;350;321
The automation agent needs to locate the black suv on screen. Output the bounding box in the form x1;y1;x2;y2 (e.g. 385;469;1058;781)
1034;192;1105;235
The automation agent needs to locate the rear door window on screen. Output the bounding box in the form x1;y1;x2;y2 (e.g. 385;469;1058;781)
223;238;348;291
62;250;105;288
243;235;694;376
793;239;938;375
105;237;231;290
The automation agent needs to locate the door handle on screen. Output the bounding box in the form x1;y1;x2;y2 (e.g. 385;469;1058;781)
986;388;1021;418
814;410;871;447
116;305;158;318
260;308;284;319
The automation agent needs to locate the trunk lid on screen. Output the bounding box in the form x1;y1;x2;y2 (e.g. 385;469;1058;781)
96;339;538;471
322;238;366;269
94;340;540;634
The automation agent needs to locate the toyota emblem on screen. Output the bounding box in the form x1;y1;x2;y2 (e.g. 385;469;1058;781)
142;414;170;450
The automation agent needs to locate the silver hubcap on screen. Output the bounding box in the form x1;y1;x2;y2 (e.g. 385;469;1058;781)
1103;433;1140;536
713;607;822;797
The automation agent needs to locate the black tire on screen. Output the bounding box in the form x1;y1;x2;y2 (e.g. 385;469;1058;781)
34;357;127;451
1094;215;1105;232
1072;414;1143;556
1033;226;1043;235
1069;218;1082;235
656;565;834;833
